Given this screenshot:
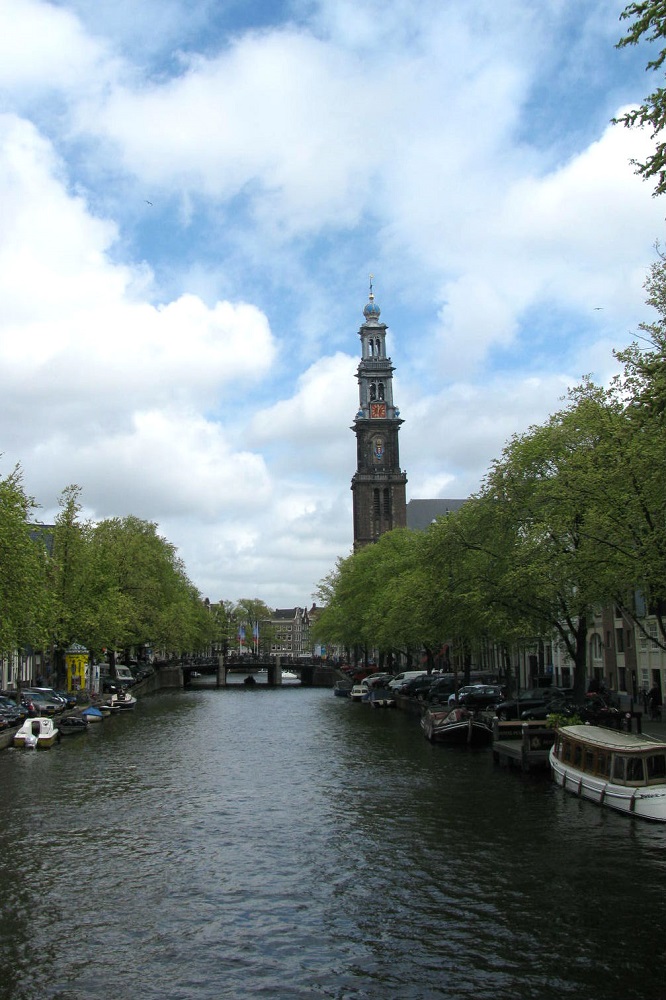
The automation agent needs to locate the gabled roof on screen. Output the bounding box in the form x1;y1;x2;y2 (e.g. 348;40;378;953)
406;499;466;532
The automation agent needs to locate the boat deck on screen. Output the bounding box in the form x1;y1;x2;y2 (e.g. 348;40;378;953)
491;719;556;772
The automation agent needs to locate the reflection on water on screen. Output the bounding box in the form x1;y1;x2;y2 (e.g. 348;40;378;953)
0;688;665;999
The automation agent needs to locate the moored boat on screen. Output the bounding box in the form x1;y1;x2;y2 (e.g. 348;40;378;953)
349;682;370;702
421;707;492;746
550;724;666;822
81;706;105;723
108;691;137;711
367;686;396;708
58;715;89;735
14;717;60;748
333;680;352;698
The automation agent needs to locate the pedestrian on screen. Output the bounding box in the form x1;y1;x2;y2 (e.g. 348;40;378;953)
648;684;663;721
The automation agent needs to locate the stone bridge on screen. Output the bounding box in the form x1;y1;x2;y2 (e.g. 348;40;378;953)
180;657;338;688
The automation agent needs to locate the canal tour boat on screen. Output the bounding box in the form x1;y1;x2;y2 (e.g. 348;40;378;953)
550;724;666;822
14;716;60;749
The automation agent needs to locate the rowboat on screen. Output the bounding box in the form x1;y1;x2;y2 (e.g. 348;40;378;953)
550;724;666;822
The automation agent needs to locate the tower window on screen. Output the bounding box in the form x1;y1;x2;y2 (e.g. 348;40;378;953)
378;382;384;400
369;383;377;401
383;488;391;519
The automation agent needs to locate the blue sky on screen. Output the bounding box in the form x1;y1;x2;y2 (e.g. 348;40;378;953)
0;0;664;608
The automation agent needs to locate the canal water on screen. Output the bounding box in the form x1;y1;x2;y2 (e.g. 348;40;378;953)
1;686;665;1000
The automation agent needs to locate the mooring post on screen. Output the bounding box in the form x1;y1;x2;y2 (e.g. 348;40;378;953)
217;654;227;688
267;656;283;686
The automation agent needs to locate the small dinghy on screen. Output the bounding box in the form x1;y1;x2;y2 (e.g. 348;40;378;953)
59;715;89;735
81;706;105;724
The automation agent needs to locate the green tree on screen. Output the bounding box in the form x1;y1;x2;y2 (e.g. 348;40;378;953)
423;500;529;686
232;598;275;655
607;256;666;640
355;528;432;669
469;392;624;699
90;515;211;657
207;599;237;657
0;466;50;656
48;485;97;677
313;552;374;662
615;1;666;195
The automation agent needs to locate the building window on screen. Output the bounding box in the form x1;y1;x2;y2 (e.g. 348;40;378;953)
615;628;624;653
648;621;659;648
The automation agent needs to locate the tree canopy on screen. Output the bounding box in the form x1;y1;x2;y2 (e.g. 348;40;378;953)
0;466;50;655
615;1;666;195
315;255;666;689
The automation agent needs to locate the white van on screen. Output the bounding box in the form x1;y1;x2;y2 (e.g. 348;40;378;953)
113;665;134;685
388;670;428;691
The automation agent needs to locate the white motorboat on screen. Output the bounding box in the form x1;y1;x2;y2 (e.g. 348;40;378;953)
349;682;370;702
14;717;60;748
108;692;137;711
550;724;666;822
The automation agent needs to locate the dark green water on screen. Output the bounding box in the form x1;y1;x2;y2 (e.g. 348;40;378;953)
1;687;665;1000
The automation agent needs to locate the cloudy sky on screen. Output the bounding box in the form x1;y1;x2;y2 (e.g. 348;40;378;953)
1;0;664;609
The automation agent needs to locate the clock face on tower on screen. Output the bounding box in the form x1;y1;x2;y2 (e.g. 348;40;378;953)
370;402;387;418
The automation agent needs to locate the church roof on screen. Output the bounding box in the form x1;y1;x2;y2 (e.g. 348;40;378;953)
363;292;381;322
406;499;467;531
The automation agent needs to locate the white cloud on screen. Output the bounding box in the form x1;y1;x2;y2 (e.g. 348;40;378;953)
0;0;663;607
0;0;113;94
247;353;358;472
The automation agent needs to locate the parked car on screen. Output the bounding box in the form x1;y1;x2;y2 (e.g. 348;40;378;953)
130;664;155;682
447;684;484;706
21;690;63;716
54;689;78;709
364;673;396;689
495;687;573;720
0;695;28;725
0;704;23;727
400;674;438;699
25;686;68;708
388;671;428;692
457;685;505;712
112;666;135;687
424;677;457;705
520;691;619;725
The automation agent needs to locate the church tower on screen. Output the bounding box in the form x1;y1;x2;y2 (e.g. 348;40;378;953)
351;282;407;548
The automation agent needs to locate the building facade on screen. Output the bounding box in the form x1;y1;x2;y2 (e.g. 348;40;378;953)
351;284;407;548
268;606;312;659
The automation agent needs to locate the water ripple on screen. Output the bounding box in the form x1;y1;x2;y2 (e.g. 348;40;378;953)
1;689;665;999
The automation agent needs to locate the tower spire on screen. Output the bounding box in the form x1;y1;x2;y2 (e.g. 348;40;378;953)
350;282;407;548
